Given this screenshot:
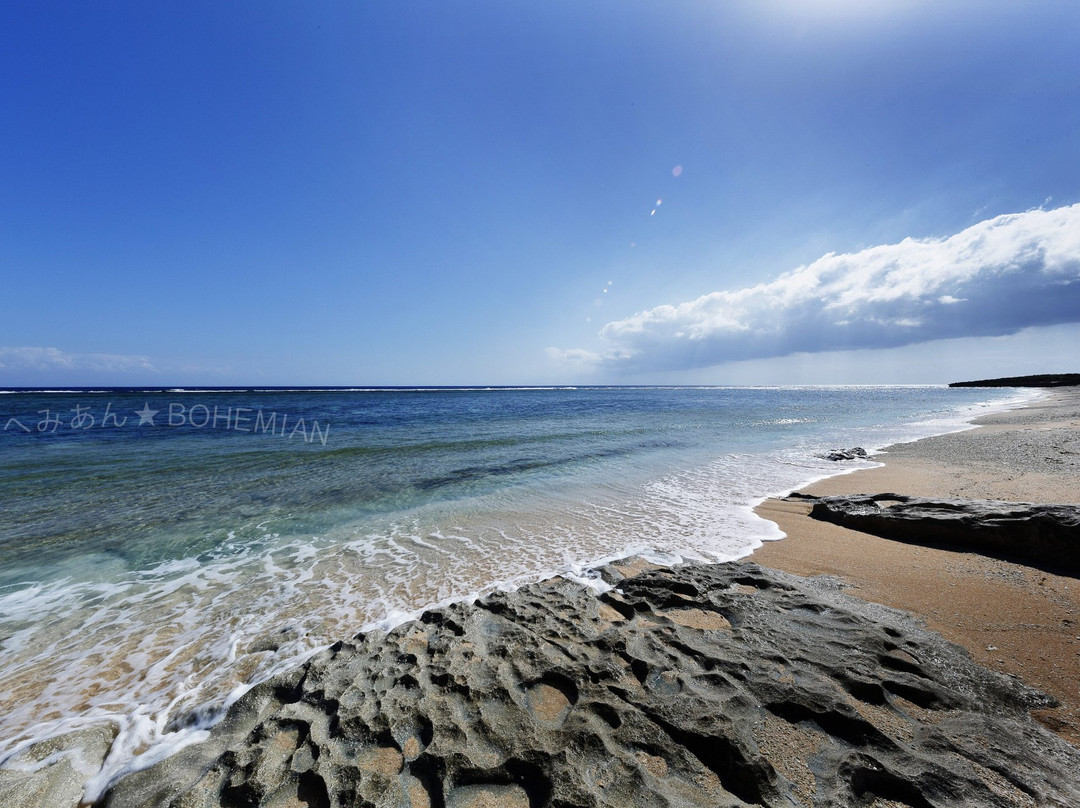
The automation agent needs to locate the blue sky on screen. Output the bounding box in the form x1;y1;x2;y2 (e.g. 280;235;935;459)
2;1;1078;386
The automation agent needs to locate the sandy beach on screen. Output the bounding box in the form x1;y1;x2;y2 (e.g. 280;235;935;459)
754;388;1080;746
88;388;1080;807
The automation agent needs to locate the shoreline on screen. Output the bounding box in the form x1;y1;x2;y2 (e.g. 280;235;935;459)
98;494;1080;807
2;386;1072;807
752;388;1080;746
100;560;1080;807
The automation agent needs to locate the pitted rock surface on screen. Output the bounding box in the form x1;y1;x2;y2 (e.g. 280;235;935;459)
102;561;1080;807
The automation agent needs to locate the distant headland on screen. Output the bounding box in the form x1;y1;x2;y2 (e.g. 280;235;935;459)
950;373;1080;388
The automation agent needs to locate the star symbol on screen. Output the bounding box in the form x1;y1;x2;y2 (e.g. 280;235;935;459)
134;403;159;426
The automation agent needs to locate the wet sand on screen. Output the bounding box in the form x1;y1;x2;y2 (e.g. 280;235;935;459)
753;389;1080;746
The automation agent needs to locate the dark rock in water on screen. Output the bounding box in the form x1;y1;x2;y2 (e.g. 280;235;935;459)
822;447;868;461
101;561;1080;808
805;493;1080;575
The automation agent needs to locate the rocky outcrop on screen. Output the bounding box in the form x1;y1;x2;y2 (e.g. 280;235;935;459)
102;560;1080;808
801;493;1080;575
820;447;869;461
0;726;116;808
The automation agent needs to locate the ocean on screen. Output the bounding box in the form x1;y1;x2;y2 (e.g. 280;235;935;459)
0;384;1032;796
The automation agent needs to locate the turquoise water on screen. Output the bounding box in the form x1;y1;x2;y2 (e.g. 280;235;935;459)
0;385;1029;794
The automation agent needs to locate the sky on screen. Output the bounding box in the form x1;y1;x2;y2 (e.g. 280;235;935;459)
1;1;1078;386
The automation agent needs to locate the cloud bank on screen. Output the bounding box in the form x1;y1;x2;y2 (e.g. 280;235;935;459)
0;346;156;374
556;203;1080;371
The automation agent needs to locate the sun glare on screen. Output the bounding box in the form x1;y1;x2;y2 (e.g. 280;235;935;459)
756;0;924;28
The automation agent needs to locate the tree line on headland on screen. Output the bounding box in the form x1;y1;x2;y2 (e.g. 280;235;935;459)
950;374;1080;388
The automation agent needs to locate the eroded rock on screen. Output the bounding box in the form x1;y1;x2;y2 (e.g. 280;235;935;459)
101;562;1080;808
0;724;117;808
821;447;869;461
804;493;1080;573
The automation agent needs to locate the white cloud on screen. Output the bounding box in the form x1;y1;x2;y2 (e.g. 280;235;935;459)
0;346;156;374
544;347;601;363
567;203;1080;371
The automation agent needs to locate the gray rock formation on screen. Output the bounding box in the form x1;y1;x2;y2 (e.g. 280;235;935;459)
821;447;869;462
801;493;1080;574
101;560;1080;807
0;725;116;808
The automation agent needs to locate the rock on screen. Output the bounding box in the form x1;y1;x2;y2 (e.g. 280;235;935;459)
821;447;869;461
101;561;1080;808
0;724;117;808
247;626;300;654
805;493;1080;574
